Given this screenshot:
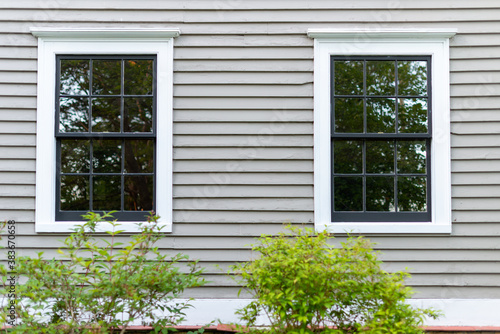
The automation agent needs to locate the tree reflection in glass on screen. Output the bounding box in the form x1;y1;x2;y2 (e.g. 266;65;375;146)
331;56;430;219
367;61;395;96
398;98;428;133
60;176;89;211
60;59;89;95
334;177;363;211
58;56;155;218
93;60;121;95
61;139;90;173
398;177;427;212
124;98;153;132
125;176;153;211
398;61;427;96
366;141;394;174
59;97;90;132
366;98;396;133
334;60;363;95
334;98;363;133
93;175;121;211
333;140;362;174
93;140;121;173
366;177;395;211
124;60;153;95
397;141;427;174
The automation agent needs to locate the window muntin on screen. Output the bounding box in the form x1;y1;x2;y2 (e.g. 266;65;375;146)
331;56;431;222
55;55;156;221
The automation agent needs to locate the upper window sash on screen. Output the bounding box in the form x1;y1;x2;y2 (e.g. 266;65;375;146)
308;28;456;234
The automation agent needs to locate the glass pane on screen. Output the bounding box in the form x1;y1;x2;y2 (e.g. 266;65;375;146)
333;140;362;174
125;176;153;211
334;176;362;211
60;59;89;95
366;98;396;133
334;98;363;133
91;98;121;132
397;141;427;174
366;61;395;96
398;61;427;96
124;139;154;173
398;98;428;133
60;175;89;211
124;97;153;132
366;141;394;174
61;139;90;173
93;140;122;173
334;60;363;96
93;176;121;211
92;60;121;95
398;176;427;212
59;97;90;133
124;60;153;95
366;177;395;211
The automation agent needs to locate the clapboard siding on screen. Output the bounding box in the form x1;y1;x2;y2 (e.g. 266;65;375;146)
0;2;499;301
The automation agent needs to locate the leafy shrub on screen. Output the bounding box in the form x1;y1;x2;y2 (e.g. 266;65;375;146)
0;213;205;334
233;226;439;334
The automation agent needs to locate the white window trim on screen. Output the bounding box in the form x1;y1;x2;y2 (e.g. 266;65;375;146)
308;28;457;234
31;28;179;233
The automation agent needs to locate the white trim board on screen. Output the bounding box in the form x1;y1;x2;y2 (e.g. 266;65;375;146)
175;298;500;327
310;29;456;234
31;28;177;233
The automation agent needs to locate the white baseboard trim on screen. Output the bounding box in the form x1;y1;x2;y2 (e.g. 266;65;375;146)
179;298;500;326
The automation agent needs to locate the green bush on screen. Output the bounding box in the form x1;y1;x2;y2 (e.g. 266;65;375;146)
233;226;439;334
0;213;205;334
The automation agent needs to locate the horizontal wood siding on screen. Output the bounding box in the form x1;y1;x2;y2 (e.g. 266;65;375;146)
0;1;499;299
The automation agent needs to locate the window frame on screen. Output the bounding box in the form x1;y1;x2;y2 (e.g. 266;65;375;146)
31;28;179;233
308;28;456;234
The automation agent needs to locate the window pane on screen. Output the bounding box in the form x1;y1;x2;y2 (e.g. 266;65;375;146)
61;139;90;173
91;98;121;132
398;98;428;133
93;140;122;173
398;61;427;96
366;61;395;96
398;176;427;212
334;98;363;133
93;176;121;211
59;97;90;133
60;175;89;211
366;176;395;211
60;59;90;95
92;60;121;95
333;140;362;174
125;176;153;211
366;140;394;174
334;176;363;211
334;60;363;95
124;139;154;173
366;98;396;133
124;97;153;132
124;60;153;95
397;141;427;174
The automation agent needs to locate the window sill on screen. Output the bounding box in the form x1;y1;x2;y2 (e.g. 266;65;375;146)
317;222;451;234
35;219;172;233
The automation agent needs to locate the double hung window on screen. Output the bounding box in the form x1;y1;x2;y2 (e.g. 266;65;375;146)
56;56;156;221
331;56;431;223
309;29;455;234
31;28;177;232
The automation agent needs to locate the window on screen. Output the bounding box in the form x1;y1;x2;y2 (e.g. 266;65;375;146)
332;56;431;223
309;29;456;234
31;28;179;233
56;55;156;222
